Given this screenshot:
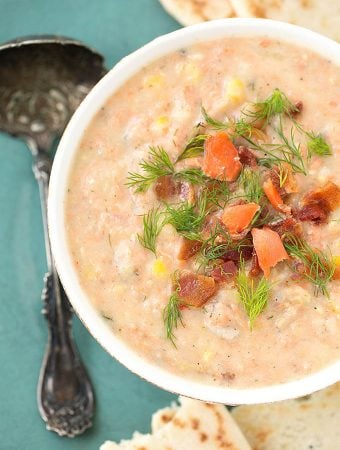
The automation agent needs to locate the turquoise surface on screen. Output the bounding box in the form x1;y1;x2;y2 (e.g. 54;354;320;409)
0;1;180;448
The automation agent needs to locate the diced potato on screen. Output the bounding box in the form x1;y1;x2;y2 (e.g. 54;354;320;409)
152;259;168;277
114;240;133;275
143;73;165;88
317;166;331;184
181;62;202;82
226;78;246;105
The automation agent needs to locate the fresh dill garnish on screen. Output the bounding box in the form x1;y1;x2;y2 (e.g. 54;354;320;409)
174;168;208;185
201;103;307;176
283;234;335;297
306;132;332;157
202;107;254;138
246;88;298;124
198;225;250;268
234;117;254;138
127;145;208;192
240;167;263;203
243;121;307;176
176;134;208;162
165;191;208;239
204;180;231;209
137;207;164;255
200;230;232;265
274;120;307;174
251;210;281;228
163;290;184;346
292;120;332;159
236;261;271;329
201;107;229;130
127;146;174;192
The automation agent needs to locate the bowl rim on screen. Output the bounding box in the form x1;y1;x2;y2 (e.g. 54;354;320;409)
48;18;340;405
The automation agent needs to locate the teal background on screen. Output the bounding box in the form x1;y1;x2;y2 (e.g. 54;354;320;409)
0;1;180;449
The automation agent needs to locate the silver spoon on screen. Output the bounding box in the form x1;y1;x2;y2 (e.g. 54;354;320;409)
0;36;107;437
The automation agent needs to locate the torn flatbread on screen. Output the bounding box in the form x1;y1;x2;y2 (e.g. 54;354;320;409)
230;0;340;41
159;0;235;26
100;396;251;450
232;382;340;450
159;0;340;42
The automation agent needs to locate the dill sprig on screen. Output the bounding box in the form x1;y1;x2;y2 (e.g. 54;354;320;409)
200;232;232;265
201;103;307;176
274;120;307;174
202;107;255;138
246;88;298;124
127;146;174;192
165;191;208;240
240;167;263;203
234;117;254;138
236;261;271;329
201;107;229;130
176;134;208;162
283;234;335;297
127;145;208;192
251;210;281;228
163;289;184;346
243;123;307;176
137;207;164;255
175;168;208;185
205;180;231;209
306;132;332;157
201;90;331;180
293;120;332;158
198;225;250;268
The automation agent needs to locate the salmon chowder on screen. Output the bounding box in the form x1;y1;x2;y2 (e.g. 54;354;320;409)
65;37;340;388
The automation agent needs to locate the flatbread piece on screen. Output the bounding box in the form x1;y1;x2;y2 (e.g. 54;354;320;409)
100;396;251;450
230;0;340;41
232;382;340;450
159;0;235;26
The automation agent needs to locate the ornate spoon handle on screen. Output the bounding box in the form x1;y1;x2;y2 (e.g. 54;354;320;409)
31;144;95;437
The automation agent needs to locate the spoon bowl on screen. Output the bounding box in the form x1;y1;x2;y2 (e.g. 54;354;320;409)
0;35;106;150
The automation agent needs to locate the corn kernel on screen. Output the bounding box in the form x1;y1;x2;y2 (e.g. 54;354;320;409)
143;74;165;88
226;78;246;104
333;256;340;266
152;259;167;276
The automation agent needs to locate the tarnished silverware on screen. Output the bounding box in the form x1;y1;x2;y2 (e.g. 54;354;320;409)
0;35;107;437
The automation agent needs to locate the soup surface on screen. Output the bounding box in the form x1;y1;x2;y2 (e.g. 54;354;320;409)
65;37;340;388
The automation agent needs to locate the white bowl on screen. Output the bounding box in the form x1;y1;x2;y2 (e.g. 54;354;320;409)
48;19;340;405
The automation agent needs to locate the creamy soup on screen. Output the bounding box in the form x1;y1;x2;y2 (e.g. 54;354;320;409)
65;37;340;388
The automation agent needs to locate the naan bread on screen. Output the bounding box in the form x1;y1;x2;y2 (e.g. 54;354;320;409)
229;0;340;42
159;0;340;42
159;0;235;26
100;396;251;450
232;382;340;450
